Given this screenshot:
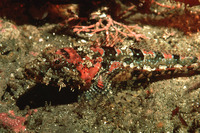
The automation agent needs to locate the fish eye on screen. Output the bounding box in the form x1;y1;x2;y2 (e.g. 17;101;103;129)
54;60;60;64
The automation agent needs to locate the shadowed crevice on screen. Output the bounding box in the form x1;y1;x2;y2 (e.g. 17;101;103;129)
16;83;79;110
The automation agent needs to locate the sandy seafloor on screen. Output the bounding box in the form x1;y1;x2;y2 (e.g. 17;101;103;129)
0;0;200;132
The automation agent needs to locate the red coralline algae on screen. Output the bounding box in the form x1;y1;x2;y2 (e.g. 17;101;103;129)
63;0;200;48
0;110;27;133
142;0;200;11
172;0;200;7
73;15;147;47
0;110;37;132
